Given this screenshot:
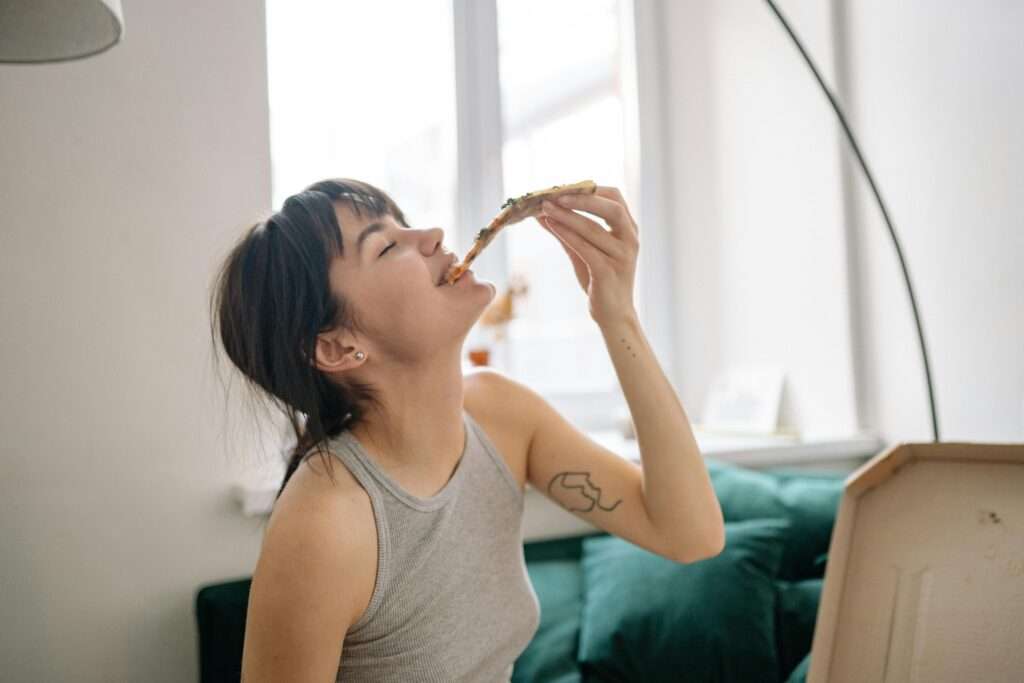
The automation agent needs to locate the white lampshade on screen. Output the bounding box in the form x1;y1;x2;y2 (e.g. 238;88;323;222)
0;0;124;63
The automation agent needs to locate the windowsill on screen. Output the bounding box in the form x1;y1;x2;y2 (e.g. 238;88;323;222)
231;429;883;518
586;428;884;470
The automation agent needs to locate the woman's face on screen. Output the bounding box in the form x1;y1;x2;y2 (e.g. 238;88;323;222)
327;201;495;362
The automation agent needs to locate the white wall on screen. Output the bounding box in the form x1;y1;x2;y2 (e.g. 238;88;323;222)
660;0;1023;444
0;1;277;680
661;0;859;439
837;0;1024;442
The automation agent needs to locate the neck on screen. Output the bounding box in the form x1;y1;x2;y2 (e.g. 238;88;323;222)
347;349;467;473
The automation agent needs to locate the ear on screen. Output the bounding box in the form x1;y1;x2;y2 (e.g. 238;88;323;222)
312;328;364;374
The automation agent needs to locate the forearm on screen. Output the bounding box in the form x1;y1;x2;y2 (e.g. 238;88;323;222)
599;313;725;557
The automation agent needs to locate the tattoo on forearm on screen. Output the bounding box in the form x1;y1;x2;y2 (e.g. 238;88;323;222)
547;472;623;513
621;337;637;359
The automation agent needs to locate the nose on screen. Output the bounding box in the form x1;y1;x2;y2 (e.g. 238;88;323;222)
427;226;445;252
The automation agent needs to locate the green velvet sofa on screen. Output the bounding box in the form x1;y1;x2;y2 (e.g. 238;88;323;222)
196;457;846;682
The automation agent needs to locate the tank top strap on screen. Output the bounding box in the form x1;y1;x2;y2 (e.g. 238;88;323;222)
320;434;394;636
463;409;522;501
323;429;387;504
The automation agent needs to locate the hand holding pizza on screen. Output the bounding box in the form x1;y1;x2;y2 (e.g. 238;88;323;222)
536;185;639;328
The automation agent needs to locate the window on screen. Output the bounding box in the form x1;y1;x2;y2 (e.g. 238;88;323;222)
496;0;633;396
266;0;655;428
265;0;458;236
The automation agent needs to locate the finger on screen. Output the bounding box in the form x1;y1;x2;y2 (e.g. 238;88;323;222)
539;216;590;285
596;185;639;236
595;185;636;225
542;200;622;259
554;191;638;243
543;215;612;277
555;192;629;231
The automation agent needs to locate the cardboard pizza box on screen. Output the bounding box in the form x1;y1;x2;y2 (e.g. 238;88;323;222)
808;442;1024;682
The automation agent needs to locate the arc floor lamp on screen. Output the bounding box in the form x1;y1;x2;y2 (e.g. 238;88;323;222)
762;0;940;442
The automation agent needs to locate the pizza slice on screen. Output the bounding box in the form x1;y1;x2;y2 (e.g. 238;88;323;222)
442;179;598;285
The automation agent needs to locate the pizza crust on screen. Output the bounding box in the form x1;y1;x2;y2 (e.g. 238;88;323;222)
443;179;598;285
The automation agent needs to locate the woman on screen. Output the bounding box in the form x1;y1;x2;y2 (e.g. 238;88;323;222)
210;178;724;681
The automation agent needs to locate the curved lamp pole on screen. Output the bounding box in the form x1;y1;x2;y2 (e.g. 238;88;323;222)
762;0;940;442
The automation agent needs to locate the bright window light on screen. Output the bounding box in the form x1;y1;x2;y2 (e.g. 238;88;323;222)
496;0;632;395
265;0;458;237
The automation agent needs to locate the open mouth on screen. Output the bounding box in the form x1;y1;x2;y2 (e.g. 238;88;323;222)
437;257;459;286
437;268;471;287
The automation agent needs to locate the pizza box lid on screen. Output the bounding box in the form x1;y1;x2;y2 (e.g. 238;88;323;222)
808;441;1024;682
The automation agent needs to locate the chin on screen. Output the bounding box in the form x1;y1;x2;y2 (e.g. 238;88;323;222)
478;280;498;306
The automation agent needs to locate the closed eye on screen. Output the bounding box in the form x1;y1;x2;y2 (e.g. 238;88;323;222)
379;241;396;258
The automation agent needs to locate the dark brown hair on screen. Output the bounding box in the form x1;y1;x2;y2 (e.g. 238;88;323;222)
209;178;410;502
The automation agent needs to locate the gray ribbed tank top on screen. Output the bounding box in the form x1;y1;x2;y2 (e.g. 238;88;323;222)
327;408;541;682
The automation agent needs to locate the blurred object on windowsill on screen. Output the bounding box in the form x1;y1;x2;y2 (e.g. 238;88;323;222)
468;347;491;367
702;364;789;436
466;272;529;366
480;272;529;339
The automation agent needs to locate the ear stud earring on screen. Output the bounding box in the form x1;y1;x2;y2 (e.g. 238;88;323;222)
355;351;365;361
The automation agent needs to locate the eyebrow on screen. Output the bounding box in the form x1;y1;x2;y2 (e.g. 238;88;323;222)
356;221;386;259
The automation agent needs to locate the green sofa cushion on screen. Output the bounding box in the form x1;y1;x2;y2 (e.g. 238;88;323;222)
512;534;595;683
513;561;584;681
195;576;251;682
705;458;844;580
784;652;811;683
774;578;822;682
577;518;790;683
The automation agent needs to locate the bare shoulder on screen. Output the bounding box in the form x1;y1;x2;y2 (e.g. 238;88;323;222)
268;446;364;530
243;449;378;680
268;448;378;566
264;448;378;582
463;368;536;489
464;367;539;428
261;462;373;578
